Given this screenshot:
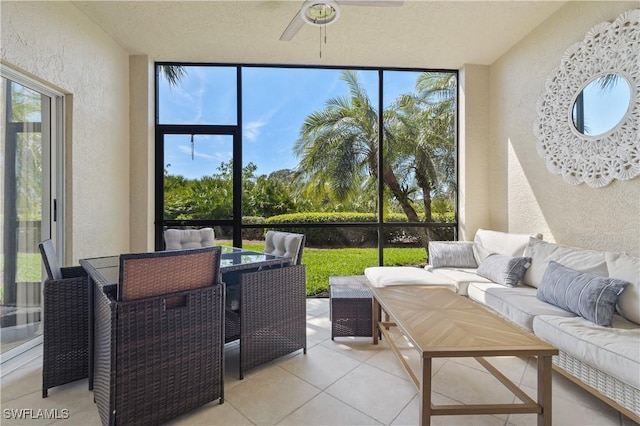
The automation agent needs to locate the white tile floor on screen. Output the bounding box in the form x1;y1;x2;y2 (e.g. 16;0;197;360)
1;298;637;425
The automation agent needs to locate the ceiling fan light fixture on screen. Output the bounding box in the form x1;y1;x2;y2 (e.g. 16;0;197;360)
301;0;341;26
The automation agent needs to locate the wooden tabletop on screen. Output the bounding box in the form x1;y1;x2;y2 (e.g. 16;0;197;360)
371;286;558;358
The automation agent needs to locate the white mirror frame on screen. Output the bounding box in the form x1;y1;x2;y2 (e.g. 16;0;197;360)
534;9;640;188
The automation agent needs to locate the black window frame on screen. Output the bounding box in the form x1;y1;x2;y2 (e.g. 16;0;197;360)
154;62;459;261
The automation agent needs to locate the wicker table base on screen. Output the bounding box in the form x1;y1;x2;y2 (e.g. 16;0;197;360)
330;275;373;339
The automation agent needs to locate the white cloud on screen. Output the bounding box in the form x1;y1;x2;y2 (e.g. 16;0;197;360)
177;145;216;160
244;120;267;142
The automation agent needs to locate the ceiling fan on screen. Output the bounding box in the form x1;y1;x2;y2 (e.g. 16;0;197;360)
280;0;404;41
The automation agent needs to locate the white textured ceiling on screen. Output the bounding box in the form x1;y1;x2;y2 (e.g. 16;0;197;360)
73;0;566;69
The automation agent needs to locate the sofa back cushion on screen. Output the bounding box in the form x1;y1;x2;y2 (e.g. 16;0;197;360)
606;251;640;325
523;238;608;288
472;229;538;264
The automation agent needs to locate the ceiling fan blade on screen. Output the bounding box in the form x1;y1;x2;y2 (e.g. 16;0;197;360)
280;10;305;41
338;0;404;6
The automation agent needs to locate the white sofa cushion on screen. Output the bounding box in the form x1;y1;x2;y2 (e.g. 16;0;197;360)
428;267;491;296
472;228;537;263
533;314;640;389
523;238;608;288
467;282;576;331
606;251;640;325
363;266;457;292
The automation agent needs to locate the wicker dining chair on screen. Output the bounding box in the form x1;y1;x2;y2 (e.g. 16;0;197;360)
38;239;89;398
93;246;225;426
225;232;307;378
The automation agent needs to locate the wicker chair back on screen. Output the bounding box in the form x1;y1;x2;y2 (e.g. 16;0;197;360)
39;239;62;280
118;246;221;301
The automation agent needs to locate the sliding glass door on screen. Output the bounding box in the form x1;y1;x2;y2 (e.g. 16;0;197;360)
1;72;61;357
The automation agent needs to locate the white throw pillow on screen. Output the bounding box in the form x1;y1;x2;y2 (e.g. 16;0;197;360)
606;251;640;325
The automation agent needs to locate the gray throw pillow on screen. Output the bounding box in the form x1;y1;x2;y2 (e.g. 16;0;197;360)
536;261;629;327
428;241;477;268
476;253;531;287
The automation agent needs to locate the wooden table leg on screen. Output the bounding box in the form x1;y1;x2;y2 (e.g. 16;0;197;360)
420;357;432;426
537;355;552;426
372;297;380;345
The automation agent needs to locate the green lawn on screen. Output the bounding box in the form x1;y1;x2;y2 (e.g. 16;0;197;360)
0;252;43;283
242;243;426;295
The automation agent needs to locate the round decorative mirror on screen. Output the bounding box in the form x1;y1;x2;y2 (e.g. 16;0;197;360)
534;9;640;188
571;73;632;138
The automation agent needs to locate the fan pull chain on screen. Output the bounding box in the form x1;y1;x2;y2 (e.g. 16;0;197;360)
190;134;195;160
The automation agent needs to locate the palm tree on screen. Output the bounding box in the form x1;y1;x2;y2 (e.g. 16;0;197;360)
294;70;456;249
294;70;379;204
158;65;186;87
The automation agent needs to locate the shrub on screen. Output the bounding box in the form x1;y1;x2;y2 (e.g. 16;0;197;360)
265;212;455;247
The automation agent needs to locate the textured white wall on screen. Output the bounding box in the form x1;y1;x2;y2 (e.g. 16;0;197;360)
489;1;640;255
129;56;155;252
458;65;491;241
1;1;130;262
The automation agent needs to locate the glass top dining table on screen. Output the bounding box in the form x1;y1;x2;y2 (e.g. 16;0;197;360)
79;246;292;286
80;246;295;390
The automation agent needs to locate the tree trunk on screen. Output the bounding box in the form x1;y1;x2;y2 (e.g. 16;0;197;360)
381;166;431;251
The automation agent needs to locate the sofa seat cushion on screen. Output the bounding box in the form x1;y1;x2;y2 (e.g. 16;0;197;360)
363;267;457;292
467;282;576;331
533;314;640;389
429;267;492;296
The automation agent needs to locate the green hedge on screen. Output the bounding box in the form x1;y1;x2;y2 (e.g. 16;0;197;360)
264;212;455;247
216;211;455;246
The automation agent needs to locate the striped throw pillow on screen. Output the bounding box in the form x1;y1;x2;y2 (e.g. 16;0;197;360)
428;242;477;268
536;261;629;326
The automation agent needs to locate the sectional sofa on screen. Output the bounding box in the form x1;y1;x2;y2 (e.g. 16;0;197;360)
364;229;640;422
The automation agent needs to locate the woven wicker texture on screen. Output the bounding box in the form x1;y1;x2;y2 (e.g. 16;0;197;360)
93;283;224;426
39;240;90;398
330;275;373;338
41;265;89;398
119;246;220;301
223;265;306;378
554;351;640;421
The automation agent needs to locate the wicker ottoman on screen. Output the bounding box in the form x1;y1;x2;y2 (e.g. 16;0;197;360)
330;275;373;339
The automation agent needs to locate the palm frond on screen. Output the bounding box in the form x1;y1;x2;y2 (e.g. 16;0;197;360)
159;65;186;87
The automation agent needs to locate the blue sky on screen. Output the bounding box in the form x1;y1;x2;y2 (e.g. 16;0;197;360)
576;75;631;136
160;67;631;179
158;66;422;179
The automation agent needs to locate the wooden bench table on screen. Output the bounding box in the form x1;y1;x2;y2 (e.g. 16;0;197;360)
372;286;558;426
